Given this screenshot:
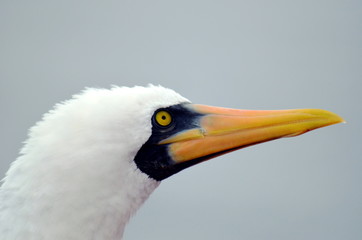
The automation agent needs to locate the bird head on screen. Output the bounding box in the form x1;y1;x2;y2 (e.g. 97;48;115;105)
0;85;344;239
3;84;344;204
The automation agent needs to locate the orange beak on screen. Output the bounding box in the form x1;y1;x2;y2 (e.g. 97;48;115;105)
159;104;344;164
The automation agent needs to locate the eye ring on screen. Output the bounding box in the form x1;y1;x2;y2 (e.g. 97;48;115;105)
154;110;173;127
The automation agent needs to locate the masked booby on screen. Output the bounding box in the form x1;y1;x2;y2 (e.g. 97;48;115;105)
0;85;343;240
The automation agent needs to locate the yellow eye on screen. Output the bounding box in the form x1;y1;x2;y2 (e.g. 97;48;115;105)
155;111;172;127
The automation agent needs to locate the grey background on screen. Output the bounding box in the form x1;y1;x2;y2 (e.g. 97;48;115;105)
1;0;361;239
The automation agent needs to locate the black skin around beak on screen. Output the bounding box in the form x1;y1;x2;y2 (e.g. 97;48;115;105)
134;103;344;181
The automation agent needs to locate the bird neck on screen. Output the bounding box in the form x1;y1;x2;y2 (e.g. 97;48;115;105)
0;152;160;240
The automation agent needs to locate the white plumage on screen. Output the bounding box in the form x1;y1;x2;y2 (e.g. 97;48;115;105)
0;85;188;240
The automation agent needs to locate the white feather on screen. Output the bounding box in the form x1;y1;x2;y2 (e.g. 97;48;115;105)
0;85;189;240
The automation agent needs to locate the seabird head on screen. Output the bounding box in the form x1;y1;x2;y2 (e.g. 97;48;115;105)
0;85;344;239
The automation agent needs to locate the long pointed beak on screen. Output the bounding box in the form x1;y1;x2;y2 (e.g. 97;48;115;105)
159;104;344;164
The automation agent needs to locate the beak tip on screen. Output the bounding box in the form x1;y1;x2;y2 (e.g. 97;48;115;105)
324;110;345;125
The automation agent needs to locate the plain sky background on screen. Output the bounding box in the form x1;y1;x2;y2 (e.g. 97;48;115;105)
0;1;361;239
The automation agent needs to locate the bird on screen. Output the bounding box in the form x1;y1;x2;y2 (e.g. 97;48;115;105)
0;85;344;240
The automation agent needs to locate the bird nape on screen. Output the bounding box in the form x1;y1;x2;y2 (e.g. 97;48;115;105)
0;85;344;240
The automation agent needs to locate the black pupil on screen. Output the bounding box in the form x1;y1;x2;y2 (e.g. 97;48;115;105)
162;115;166;120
